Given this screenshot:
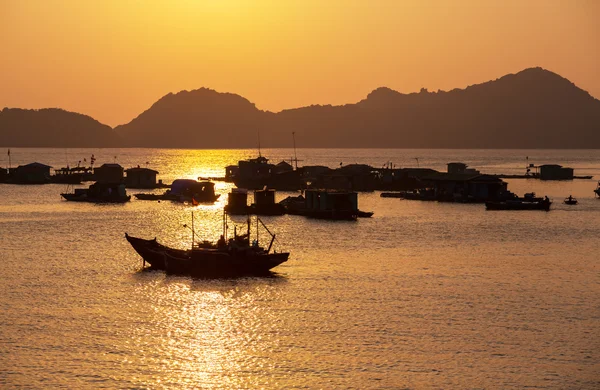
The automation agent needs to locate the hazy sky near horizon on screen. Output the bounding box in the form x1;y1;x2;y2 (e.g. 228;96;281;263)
1;0;598;127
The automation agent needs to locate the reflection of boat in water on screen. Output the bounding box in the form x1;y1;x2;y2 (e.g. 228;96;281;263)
125;214;289;277
61;182;131;203
486;194;551;211
134;179;219;203
564;195;578;205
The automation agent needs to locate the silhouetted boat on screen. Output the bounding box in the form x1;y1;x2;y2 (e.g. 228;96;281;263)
125;214;288;277
134;179;219;203
52;167;91;184
61;182;130;203
380;192;404;198
485;197;551;211
564;196;578;205
357;211;374;218
164;245;288;277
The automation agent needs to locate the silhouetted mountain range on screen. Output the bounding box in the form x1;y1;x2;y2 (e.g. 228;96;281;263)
2;68;600;148
0;108;120;147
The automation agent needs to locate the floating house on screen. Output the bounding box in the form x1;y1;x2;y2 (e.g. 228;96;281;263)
61;182;130;203
225;188;249;214
379;168;438;191
125;167;160;188
252;188;285;215
13;162;52;184
423;173;508;202
302;189;359;220
314;164;378;191
0;167;9;183
94;163;124;184
228;156;276;189
539;164;574;181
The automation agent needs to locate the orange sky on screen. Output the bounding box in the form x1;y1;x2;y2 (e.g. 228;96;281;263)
1;0;598;127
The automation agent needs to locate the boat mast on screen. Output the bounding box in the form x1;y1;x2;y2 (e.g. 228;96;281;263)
258;217;276;254
191;211;195;250
292;132;298;170
258;130;262;157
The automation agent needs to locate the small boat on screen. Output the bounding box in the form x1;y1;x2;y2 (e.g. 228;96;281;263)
125;214;289;277
486;195;551;211
564;195;578;205
61;182;131;203
380;192;404;198
134;179;219;203
595;181;600;198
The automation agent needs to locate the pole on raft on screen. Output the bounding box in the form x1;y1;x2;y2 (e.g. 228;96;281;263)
191;211;195;250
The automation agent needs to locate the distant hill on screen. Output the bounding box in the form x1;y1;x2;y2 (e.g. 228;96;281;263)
0;108;120;147
115;88;270;148
116;68;600;148
3;68;600;148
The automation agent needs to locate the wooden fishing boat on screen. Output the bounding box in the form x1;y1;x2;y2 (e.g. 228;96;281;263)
125;214;289;277
564;196;578;205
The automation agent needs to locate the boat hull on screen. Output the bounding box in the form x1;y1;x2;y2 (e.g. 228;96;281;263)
61;193;131;203
125;234;288;276
164;249;289;277
125;234;187;270
485;201;551;211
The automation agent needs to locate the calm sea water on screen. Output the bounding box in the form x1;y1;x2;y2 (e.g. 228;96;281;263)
1;148;599;389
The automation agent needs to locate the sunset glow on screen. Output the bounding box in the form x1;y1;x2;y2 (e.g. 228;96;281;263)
1;0;598;126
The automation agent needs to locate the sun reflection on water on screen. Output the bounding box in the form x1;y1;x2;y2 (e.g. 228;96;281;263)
125;276;287;388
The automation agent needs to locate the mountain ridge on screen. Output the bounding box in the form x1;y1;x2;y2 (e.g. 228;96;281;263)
2;67;599;148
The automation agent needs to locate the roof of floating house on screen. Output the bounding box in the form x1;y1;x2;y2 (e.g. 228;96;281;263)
19;162;52;169
125;167;159;174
